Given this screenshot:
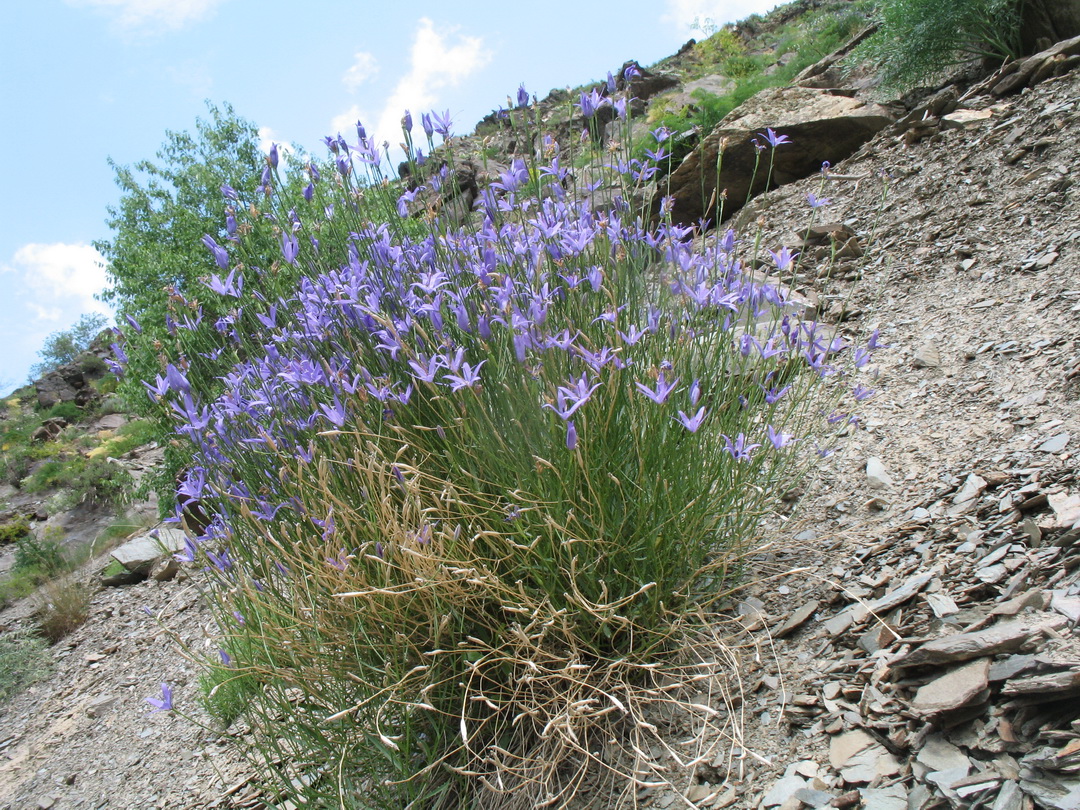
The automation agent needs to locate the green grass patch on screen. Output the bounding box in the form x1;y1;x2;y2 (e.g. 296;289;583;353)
0;627;52;705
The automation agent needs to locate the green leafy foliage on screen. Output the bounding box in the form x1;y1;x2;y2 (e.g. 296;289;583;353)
13;530;65;578
856;0;1024;90
44;402;83;422
28;313;109;381
0;518;30;545
97;102;368;512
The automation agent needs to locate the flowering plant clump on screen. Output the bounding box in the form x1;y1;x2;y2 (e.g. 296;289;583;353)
121;85;877;807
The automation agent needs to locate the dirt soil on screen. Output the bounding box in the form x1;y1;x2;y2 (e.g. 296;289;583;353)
0;65;1077;810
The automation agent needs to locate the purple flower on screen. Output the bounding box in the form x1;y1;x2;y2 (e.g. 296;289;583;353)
624;64;642;81
421;112;434;139
544;373;601;420
516;84;529;108
769;246;796;272
219;649;232;666
206;268;242;297
760;128;791;148
675;407;707;433
319;397;347;428
867;329;889;351
766;425;795;449
268;143;279;169
578;88;608;119
444;361;484;392
220;183;238;201
165;363;190;394
146;683;173;713
807;192;831;208
566;420;578;450
401;110;413;133
851;384;875;401
722;433;761;461
201;235;229;270
281;231;299;266
635;371;679;405
763;384;791;405
124;314;142;334
689;379;701;406
431;109;452;137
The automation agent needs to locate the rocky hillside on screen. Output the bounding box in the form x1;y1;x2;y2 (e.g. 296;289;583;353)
2;3;1080;808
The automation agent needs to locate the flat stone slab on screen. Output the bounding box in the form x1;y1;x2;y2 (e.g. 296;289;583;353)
912;659;990;716
111;527;188;572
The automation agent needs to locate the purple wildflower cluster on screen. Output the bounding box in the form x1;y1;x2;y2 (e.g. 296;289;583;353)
120;99;879;673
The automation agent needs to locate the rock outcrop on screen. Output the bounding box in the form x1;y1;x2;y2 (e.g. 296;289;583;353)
663;86;894;226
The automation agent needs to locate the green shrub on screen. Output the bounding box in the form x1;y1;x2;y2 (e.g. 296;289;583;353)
22;459;68;493
44;402;82;422
0;627;51;704
0;571;41;608
22;456;133;510
856;0;1024;91
13;530;65;578
65;458;134;508
723;53;766;79
695;26;747;65
78;354;108;376
0;518;31;545
94;419;157;458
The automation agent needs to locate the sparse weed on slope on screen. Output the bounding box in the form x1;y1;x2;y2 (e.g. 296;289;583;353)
122;76;880;807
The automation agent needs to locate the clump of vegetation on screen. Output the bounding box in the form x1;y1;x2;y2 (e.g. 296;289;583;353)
0;517;31;545
13;528;66;580
28;312;110;380
856;0;1024;91
46;459;134;512
199;660;260;729
0;528;68;608
35;578;94;643
0;628;51;705
114;69;882;805
22;456;133;511
44;402;83;423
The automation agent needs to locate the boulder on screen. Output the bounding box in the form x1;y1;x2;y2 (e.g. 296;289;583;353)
109;527;188;579
617;60;679;101
663;86;893;226
1019;0;1080;53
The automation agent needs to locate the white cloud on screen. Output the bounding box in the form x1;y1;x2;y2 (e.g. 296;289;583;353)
3;243;111;320
27;304;63;323
329;104;368;141
256;126;293;162
65;0;225;32
343;52;379;91
362;18;491;148
661;0;778;37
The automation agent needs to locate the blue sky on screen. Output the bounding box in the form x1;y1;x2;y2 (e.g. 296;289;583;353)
0;0;778;396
